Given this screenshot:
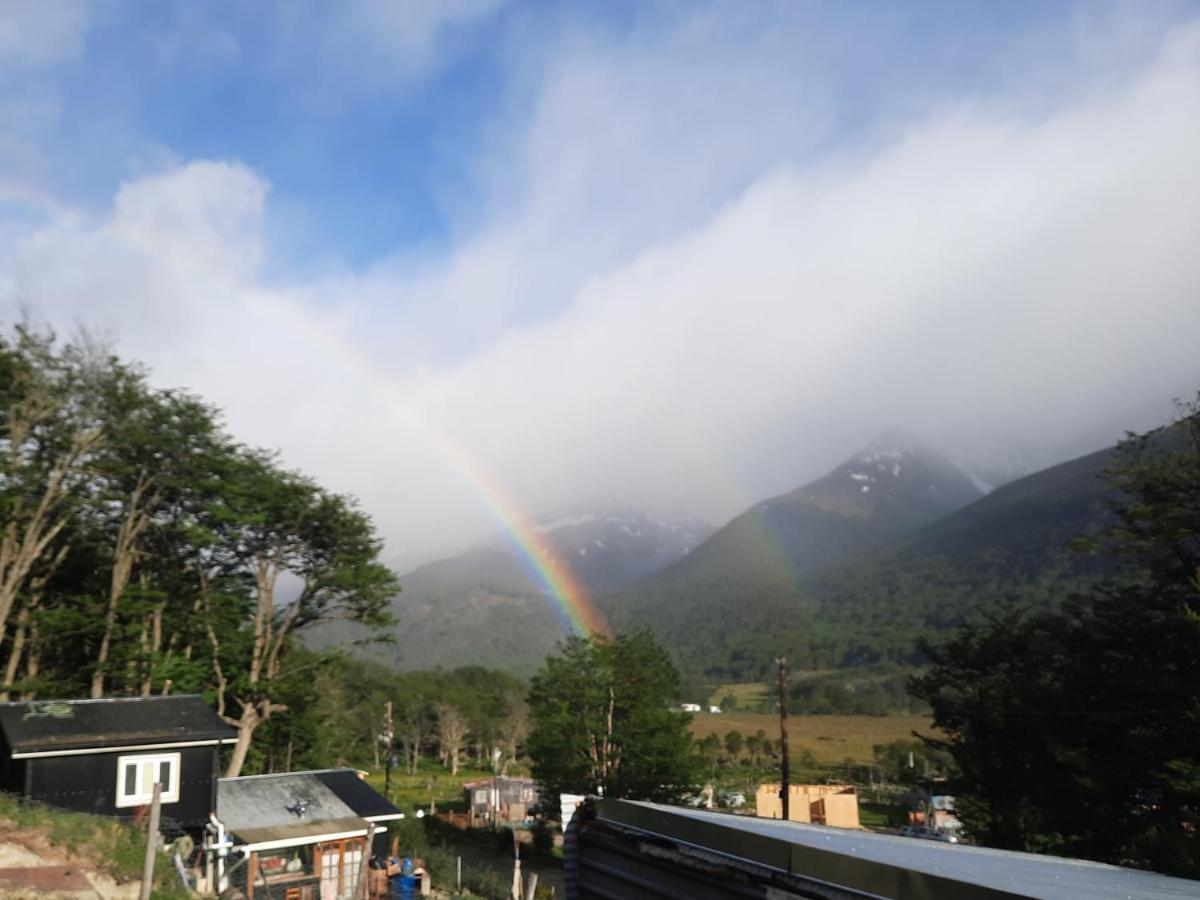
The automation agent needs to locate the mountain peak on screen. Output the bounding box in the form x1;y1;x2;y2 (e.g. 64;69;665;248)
774;428;984;528
860;426;930;457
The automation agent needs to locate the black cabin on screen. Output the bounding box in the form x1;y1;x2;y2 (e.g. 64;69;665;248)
0;695;236;831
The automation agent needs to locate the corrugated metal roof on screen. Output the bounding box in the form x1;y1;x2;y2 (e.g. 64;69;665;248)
594;801;1200;900
218;772;362;840
0;696;235;753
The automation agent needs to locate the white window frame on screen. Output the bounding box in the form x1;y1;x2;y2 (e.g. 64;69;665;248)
115;752;180;807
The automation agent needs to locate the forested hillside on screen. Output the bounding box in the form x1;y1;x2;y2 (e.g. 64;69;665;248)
0;325;397;775
603;434;1127;699
599;430;988;683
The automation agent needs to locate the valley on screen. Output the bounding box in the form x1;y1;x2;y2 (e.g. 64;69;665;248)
688;710;937;767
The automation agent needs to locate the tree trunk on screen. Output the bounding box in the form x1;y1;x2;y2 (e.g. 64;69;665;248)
91;477;154;699
140;599;165;696
21;620;40;701
1;604;30;702
224;703;261;778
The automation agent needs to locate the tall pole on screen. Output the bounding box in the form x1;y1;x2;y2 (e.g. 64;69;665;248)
138;782;163;900
777;657;790;821
384;699;393;798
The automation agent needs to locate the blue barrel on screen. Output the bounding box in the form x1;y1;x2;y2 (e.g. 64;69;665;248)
388;874;417;900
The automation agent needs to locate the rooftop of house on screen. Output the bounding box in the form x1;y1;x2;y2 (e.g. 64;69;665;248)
217;769;402;846
0;695;236;754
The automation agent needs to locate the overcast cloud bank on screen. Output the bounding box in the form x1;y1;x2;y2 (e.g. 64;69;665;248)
2;6;1198;567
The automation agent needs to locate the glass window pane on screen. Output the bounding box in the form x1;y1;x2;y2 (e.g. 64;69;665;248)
158;760;171;789
123;763;137;797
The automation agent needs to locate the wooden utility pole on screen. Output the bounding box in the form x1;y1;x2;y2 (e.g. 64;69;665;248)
777;657;790;821
138;783;163;900
384;700;394;798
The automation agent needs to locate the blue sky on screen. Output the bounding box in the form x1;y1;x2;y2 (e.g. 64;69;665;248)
3;1;1199;564
16;1;1165;268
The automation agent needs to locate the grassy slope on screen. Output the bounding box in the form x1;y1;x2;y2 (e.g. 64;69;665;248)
360;760;513;814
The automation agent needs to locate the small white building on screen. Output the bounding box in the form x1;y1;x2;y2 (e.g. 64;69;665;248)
681;703;701;712
708;705;722;714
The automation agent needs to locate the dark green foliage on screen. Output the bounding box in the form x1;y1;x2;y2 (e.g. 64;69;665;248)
390;815;429;857
723;730;743;757
912;399;1200;875
527;630;699;802
786;667;928;715
871;738;953;785
0;323;396;775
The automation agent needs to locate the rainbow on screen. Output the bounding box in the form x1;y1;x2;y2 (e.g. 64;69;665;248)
405;419;610;638
256;292;610;638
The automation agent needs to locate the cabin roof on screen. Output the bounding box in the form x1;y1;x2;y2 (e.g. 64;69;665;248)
218;770;400;844
311;769;403;820
0;695;236;754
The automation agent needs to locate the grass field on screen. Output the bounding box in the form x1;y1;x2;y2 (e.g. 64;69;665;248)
362;760;496;814
689;713;936;765
710;682;770;709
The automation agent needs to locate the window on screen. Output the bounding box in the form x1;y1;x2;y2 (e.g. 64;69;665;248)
115;752;180;807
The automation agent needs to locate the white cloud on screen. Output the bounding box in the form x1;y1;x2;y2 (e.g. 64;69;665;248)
2;17;1200;569
0;0;90;68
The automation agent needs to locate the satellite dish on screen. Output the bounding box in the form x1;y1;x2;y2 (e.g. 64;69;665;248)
173;834;195;859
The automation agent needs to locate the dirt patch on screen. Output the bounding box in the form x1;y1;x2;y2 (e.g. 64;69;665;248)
0;842;51;867
0;826;71;867
0;834;140;899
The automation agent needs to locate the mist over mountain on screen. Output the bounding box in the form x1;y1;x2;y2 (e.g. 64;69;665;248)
605;429;984;605
312;509;712;675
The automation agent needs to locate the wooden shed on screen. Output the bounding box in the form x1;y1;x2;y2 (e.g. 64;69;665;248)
213;769;402;899
0;695;235;833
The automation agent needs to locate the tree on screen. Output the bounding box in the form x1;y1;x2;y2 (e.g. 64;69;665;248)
0;327;104;649
395;696;430;776
723;729;744;759
526;630;699;803
495;692;529;776
433;701;468;775
697;734;721;780
912;397;1200;875
89;380;224;697
745;730;764;768
216;450;398;777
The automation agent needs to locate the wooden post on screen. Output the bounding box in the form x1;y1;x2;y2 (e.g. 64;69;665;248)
353;827;374;899
511;830;521;900
456;856;462;891
138;782;163;900
777;657;790;821
385;699;394;798
524;871;539;900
